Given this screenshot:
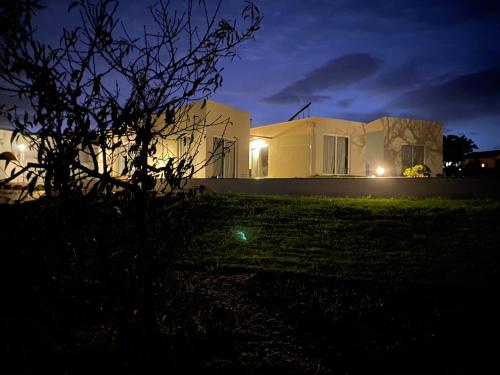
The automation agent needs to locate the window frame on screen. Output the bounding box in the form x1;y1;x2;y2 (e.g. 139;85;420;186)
401;144;426;174
212;136;237;178
322;133;350;176
250;144;269;178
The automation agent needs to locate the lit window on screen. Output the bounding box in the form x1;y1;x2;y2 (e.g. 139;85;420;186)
250;139;268;177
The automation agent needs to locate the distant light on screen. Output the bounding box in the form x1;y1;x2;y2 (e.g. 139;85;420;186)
250;138;267;150
481;163;485;168
375;166;385;176
235;230;248;241
17;143;26;152
459;168;462;171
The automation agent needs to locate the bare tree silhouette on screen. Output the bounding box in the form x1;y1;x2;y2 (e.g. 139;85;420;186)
0;0;261;199
0;0;261;359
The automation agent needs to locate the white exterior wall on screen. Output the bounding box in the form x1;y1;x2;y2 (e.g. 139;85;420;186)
250;117;366;177
154;99;250;179
0;129;37;183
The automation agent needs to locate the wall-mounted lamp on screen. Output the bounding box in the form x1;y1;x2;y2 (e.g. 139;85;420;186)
250;138;267;150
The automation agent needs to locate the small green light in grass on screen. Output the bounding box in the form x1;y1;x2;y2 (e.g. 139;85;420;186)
235;230;248;241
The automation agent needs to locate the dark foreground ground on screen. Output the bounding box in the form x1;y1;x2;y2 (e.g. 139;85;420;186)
1;194;499;374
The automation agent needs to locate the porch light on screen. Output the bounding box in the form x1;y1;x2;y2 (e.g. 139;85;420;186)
375;166;385;176
250;138;267;150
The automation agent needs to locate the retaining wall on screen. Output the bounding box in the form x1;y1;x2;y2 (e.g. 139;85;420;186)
184;177;500;199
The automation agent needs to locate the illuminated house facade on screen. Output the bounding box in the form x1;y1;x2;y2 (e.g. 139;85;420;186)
250;117;366;177
365;117;443;176
195;100;251;178
89;99;251;179
153;100;251;179
250;116;443;177
0;100;251;183
0;128;37;183
1;101;443;183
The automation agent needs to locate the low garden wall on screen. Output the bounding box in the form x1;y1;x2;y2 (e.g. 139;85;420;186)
2;177;499;203
185;177;500;199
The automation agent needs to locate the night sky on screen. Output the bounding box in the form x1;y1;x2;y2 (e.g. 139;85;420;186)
24;0;500;150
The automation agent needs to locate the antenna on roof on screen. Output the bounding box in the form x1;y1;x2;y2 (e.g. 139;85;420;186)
288;102;311;121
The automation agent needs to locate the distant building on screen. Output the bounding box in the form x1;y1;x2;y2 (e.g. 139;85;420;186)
463;150;500;174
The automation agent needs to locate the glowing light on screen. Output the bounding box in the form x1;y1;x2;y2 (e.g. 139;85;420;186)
250;138;267;150
235;230;248;241
481;163;485;168
375;166;385;176
17;143;26;152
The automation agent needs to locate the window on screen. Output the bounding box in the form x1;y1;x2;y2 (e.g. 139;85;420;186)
251;145;268;177
178;136;192;158
113;144;129;176
401;145;424;174
212;137;236;178
323;135;349;175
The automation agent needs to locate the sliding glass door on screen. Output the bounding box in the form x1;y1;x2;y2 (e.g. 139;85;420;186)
250;145;268;177
323;135;349;175
213;137;236;178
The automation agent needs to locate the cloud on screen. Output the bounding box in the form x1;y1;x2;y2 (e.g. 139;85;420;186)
0;91;33;120
263;92;331;105
337;98;354;108
262;53;381;104
330;110;390;123
390;65;500;121
332;0;500;29
371;58;423;91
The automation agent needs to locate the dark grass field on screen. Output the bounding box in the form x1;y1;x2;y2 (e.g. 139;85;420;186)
1;193;500;374
181;194;500;286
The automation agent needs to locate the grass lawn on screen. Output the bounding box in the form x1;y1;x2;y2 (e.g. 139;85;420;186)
1;193;500;373
181;194;500;286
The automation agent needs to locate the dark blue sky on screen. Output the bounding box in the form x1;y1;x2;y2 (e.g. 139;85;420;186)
30;0;500;150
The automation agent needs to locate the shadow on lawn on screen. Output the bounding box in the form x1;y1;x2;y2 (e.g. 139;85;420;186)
0;198;499;374
3;269;499;374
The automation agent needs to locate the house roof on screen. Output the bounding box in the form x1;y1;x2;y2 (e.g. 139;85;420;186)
467;150;500;158
196;99;250;116
366;116;443;126
251;116;365;130
254;115;442;132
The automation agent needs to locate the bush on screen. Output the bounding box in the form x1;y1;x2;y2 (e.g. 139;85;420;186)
403;164;431;177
